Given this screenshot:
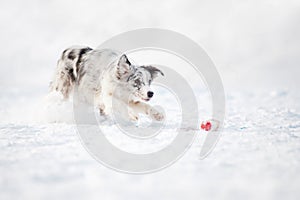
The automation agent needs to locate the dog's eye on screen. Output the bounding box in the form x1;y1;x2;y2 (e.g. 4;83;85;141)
133;79;141;89
134;79;141;85
133;83;141;89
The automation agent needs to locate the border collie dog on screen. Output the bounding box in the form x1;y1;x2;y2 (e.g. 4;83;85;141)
50;46;165;121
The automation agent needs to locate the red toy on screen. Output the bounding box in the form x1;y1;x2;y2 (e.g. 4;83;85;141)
201;121;212;131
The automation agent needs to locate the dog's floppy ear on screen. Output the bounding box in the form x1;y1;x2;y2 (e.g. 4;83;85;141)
116;54;132;79
142;65;164;79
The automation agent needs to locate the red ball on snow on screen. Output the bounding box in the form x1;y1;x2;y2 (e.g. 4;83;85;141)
201;121;212;131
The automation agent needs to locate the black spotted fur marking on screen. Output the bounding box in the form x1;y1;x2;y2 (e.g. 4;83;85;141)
68;68;75;82
75;47;92;84
62;49;68;59
67;50;77;60
76;47;92;74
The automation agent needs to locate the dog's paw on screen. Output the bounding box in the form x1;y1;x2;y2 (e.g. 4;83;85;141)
128;111;139;122
149;108;165;121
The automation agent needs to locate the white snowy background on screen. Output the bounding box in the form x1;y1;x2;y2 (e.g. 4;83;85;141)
0;0;300;199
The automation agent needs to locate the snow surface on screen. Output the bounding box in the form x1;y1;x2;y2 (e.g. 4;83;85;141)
1;0;300;200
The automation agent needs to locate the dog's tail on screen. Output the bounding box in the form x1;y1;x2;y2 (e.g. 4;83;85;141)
50;46;93;99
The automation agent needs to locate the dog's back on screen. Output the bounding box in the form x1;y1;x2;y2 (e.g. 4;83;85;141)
50;46;93;99
50;46;120;102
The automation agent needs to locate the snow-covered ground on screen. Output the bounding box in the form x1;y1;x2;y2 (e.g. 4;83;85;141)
1;0;300;200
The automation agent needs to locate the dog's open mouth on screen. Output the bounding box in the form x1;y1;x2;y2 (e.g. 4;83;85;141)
142;98;150;101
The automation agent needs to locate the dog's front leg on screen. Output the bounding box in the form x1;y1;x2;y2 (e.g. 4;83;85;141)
94;91;112;116
105;99;138;121
129;101;164;121
96;93;139;121
116;100;139;121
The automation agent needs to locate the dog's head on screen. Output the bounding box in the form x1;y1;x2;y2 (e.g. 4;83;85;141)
115;54;164;102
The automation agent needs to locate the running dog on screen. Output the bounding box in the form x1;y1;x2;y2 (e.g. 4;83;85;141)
50;46;165;121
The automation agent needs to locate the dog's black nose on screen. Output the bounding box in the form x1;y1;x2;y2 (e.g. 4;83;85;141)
147;91;154;98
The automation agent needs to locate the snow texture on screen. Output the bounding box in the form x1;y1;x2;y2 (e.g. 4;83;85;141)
0;0;300;200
